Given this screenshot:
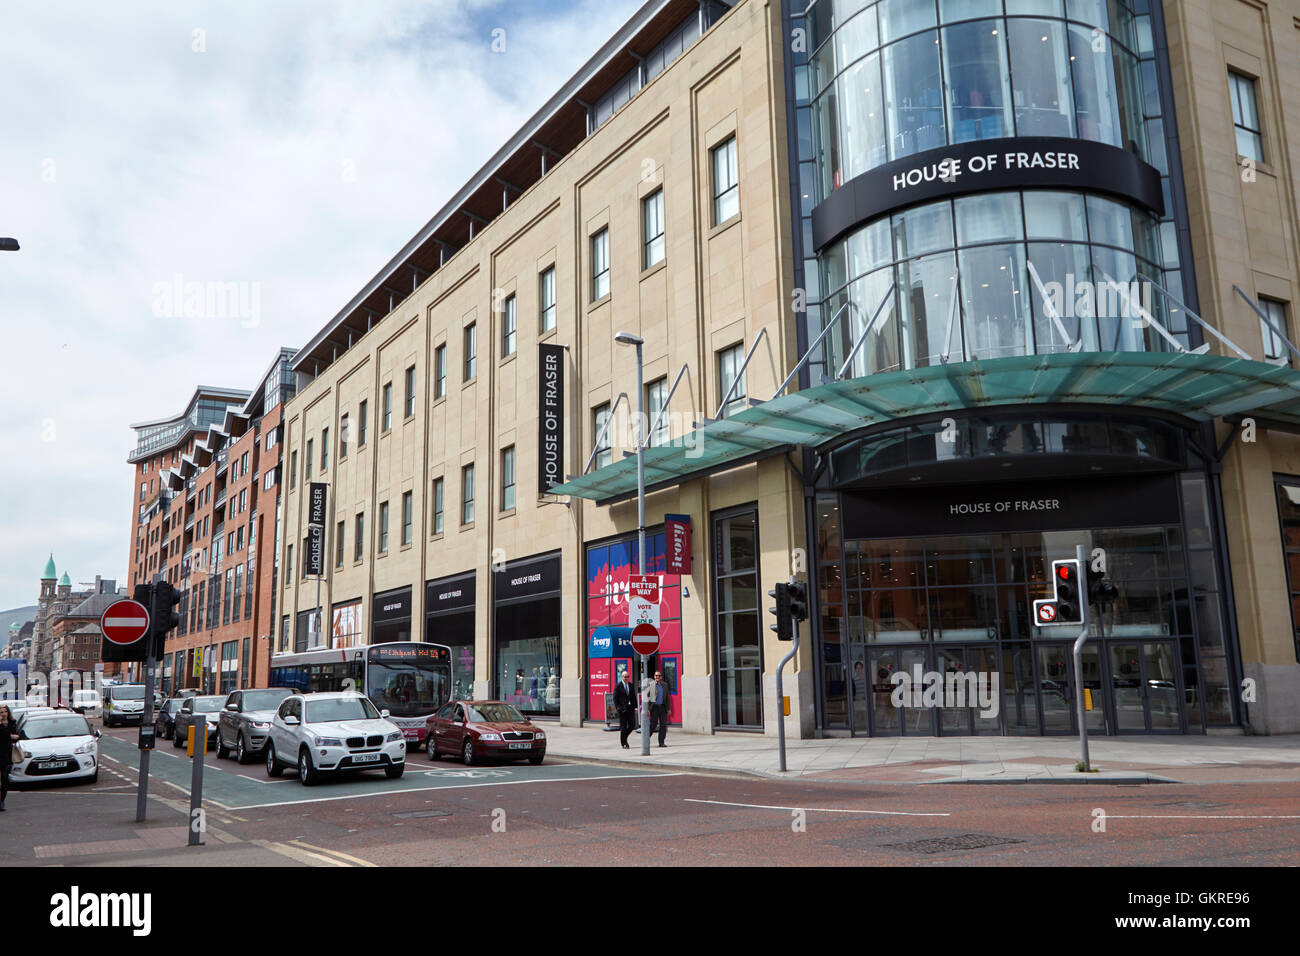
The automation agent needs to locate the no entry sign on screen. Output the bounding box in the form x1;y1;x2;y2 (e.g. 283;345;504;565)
631;622;660;657
101;599;150;646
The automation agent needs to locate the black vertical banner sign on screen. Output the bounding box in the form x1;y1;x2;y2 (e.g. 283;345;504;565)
538;343;565;493
308;482;328;527
305;525;324;576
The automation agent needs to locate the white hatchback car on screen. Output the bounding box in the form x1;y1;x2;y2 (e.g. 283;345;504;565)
264;692;405;786
12;711;100;785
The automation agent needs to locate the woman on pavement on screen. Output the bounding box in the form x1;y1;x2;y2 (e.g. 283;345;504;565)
0;704;19;811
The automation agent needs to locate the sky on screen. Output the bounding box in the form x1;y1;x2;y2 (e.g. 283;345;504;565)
0;0;645;613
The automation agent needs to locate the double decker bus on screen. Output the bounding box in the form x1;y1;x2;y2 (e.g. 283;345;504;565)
268;641;452;748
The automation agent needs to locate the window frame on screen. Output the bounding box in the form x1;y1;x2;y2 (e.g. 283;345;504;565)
378;500;389;554
401;490;413;546
1228;70;1263;162
593;403;613;470
434;345;447;399
382;382;393;431
464;323;478;381
502;295;517;357
404;365;416;419
717;342;747;419
1260;297;1291;367
358;400;368;446
462;463;475;526
432;477;444;536
354;511;365;561
591;228;610;301
501;446;516;512
539;267;556;332
711;136;740;225
642;188;665;269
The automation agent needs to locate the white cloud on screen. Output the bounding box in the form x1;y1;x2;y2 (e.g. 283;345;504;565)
0;0;643;608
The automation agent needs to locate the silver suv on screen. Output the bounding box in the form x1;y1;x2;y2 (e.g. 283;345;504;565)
264;692;406;786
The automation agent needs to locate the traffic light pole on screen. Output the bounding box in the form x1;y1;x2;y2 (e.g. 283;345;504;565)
775;628;799;773
136;581;159;823
1070;544;1092;772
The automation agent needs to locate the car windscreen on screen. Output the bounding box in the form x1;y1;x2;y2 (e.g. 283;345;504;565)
466;703;525;724
304;697;379;723
242;689;291;711
192;696;226;713
110;686;146;700
22;716;92;738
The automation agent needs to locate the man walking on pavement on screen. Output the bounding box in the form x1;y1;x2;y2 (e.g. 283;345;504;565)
614;666;637;749
648;670;669;748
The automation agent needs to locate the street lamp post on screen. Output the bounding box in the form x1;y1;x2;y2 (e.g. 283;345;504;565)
614;331;649;756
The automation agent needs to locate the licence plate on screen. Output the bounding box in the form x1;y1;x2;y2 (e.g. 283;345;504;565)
351;753;381;763
38;760;69;769
508;742;532;750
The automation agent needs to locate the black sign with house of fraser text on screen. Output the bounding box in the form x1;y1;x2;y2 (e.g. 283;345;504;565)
811;137;1165;252
538;343;565;494
308;482;328;527
305;525;324;576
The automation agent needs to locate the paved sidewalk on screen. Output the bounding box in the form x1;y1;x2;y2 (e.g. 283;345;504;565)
544;723;1300;784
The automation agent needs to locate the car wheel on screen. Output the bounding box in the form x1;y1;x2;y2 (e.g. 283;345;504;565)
462;739;476;766
216;731;231;760
172;726;184;748
385;763;404;779
426;738;441;761
298;749;318;787
236;734;250;765
265;741;283;777
528;754;544;766
87;770;99;784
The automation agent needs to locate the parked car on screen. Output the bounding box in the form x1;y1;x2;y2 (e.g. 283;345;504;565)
71;689;101;717
153;698;187;741
425;700;546;766
11;711;100;785
216;687;293;763
102;683;147;727
264;692;405;786
171;695;226;748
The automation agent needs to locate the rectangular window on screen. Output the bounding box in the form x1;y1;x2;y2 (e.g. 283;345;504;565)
241;451;249;475
647;376;669;446
402;490;413;546
321;428;328;469
358;400;368;446
404;365;416;418
464;323;477;380
379;501;389;553
232;565;242;624
240;488;246;512
718;343;747;419
1261;298;1290;366
502;295;517;357
382;383;392;430
285;544;293;584
301;536;309;579
340;413;348;457
643;189;665;268
236;526;244;551
712;508;762;728
305;440;313;479
711;136;739;225
1229;71;1263;161
462;464;475;525
1275;480;1300;662
432;477;444;535
336;520;345;567
434;345;447;399
594;403;612;469
501;446;516;512
539;267;556;332
591;229;610;301
355;511;365;561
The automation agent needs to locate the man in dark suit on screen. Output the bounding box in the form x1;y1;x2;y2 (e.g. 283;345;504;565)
648;670;669;747
613;666;637;749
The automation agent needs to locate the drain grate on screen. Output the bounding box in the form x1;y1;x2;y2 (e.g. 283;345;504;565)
392;809;452;819
882;833;1026;854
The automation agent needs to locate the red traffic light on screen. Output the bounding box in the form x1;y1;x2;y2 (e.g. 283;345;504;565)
1057;564;1074;581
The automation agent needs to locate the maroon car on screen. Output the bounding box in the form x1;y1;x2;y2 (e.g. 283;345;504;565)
425;700;547;766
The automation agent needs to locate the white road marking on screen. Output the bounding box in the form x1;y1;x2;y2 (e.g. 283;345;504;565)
683;798;950;817
233;772;683;810
1104;814;1300;820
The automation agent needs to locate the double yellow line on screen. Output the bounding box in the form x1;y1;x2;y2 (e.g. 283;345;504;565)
255;839;376;867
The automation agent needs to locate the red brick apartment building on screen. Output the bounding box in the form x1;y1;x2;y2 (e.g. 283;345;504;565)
126;349;296;695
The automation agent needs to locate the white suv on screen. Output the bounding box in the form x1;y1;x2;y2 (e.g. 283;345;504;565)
264;692;406;786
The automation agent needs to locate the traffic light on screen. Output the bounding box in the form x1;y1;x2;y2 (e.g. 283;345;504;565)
1051;559;1082;623
1087;567;1119;608
787;579;808;623
768;582;792;641
150;581;181;657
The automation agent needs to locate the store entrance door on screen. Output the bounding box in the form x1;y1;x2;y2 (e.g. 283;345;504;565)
1109;640;1183;734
